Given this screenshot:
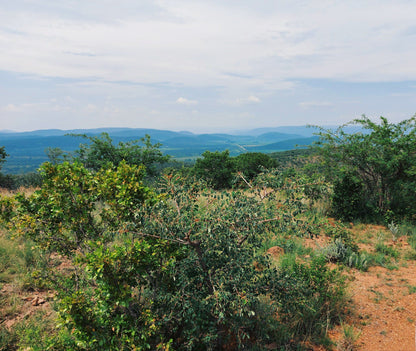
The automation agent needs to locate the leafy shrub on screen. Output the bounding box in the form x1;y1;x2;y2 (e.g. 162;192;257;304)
193;150;236;189
375;242;399;259
313;116;416;221
273;255;348;344
5;163;350;350
346;252;369;271
320;238;350;263
332;172;367;221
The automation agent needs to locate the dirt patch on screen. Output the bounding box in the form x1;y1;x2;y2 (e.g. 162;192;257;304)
0;284;55;329
348;263;416;350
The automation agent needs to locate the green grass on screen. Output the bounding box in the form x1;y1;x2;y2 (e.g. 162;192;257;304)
375;242;400;259
0;229;56;350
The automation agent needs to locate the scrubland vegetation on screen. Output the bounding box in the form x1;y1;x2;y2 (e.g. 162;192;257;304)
1;116;416;350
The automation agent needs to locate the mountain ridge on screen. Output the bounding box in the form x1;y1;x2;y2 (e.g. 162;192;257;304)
0;126;322;174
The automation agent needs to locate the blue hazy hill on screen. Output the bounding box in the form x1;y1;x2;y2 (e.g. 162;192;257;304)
0;126;319;174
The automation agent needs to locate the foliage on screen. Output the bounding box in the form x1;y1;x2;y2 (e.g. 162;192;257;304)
312;115;416;221
331;172;366;221
193;150;236;189
269;149;314;170
71;132;170;176
375;242;399;259
9;161;155;256
337;323;361;351
3;163;349;350
234;152;278;181
46;146;70;165
320;238;350;263
0;147;9;189
0;146;6;171
0;172;43;190
274;255;347;343
346;252;369;271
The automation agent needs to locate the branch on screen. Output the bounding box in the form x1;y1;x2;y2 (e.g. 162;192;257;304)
237;172;252;188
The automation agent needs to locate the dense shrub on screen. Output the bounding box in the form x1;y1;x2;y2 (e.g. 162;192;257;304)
313;116;416;222
3;163;348;350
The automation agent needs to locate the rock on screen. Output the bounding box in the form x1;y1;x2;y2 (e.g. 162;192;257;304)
266;246;284;258
31;296;46;306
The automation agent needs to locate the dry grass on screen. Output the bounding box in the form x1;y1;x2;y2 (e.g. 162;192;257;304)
0;186;38;197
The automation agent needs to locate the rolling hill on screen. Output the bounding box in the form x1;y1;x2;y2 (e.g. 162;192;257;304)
0;126;319;174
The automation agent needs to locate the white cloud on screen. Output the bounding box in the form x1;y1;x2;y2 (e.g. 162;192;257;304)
299;101;333;108
176;97;198;105
221;95;261;106
3;104;20;112
247;95;261;103
1;0;416;89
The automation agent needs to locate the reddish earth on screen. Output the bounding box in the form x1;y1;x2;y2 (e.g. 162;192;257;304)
326;225;416;350
345;262;416;350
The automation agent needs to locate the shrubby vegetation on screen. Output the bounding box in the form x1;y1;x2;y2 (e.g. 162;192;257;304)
1;159;348;349
312;115;416;222
0;146;43;190
1;116;416;350
50;132;170;176
193;150;278;189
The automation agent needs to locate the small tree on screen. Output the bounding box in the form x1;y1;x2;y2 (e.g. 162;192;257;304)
313;115;416;220
71;132;169;176
0;146;7;170
234;152;278;181
193;150;236;189
0;146;10;188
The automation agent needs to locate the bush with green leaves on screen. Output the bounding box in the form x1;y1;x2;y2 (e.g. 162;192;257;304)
234;152;278;182
313;115;416;221
52;132;169;177
273;254;347;344
3;162;349;350
193;150;236;189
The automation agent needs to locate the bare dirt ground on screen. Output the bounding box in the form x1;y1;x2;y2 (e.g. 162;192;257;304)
348;262;416;350
327;225;416;351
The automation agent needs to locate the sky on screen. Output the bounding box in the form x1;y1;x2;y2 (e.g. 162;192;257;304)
1;0;416;133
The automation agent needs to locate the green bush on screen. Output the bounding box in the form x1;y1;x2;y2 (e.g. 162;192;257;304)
332;172;367;221
313;116;416;221
273;255;348;344
4;163;350;350
375;242;399;259
193;150;236;189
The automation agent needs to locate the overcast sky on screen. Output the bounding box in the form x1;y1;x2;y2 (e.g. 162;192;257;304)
1;0;416;132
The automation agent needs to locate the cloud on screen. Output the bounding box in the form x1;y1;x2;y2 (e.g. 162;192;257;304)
299;101;333;108
221;95;261;105
1;1;416;132
2;0;416;90
176;97;198;105
3;104;20;112
247;95;261;103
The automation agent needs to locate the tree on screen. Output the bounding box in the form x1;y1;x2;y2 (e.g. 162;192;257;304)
0;146;10;188
313;115;416;220
193;150;236;189
234;152;278;181
0;146;7;171
45;147;69;165
71;132;170;176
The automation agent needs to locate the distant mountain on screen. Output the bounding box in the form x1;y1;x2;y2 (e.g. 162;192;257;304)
246;136;319;152
236;126;317;137
0;126;322;174
255;132;304;143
